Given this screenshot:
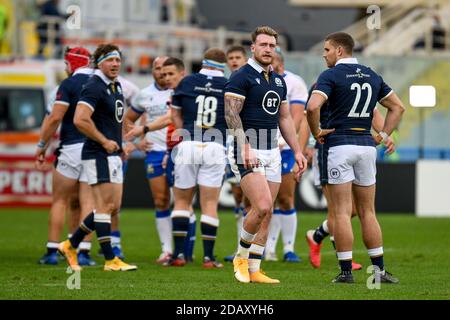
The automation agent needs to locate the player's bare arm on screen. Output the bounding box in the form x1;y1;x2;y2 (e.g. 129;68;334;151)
279;101;307;179
290;102;305;134
74;103;119;153
35;104;68;169
124;112;172;141
376;92;405;144
279;102;304;150
121;108;152;154
224;93;246;146
170;107;183;129
371;108;396;154
306;92;335;144
123;108;141;135
224;93;257;169
297;113;310;153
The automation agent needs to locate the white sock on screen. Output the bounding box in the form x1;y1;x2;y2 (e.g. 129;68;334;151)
156;210;172;254
280;209;297;253
265;210;281;254
79;241;92;251
236;228;255;259
249;243;265;273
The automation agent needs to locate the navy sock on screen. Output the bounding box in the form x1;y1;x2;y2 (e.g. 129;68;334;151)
313;224;329;244
201;222;218;260
184;220;196;259
70;212;95;249
172;217;189;258
46;242;58;255
370;255;384;271
94;214;114;260
339;260;353;275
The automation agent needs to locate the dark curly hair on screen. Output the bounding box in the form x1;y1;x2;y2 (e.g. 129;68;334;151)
92;44;121;68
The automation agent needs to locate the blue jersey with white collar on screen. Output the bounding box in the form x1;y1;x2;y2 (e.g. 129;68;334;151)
225;58;287;150
54;68;93;145
78;70;125;159
313;58;392;147
172;69;227;145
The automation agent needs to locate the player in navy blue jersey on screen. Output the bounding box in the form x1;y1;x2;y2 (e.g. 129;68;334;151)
168;48;228;268
35;47;96;266
58;44;136;272
225;26;308;284
306;32;404;284
223;46;248;263
306;82;394;271
265;49;309;263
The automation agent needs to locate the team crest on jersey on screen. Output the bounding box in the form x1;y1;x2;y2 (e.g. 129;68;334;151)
117;85;122;95
255;78;260;85
115;100;125;123
347;68;370;79
275;78;283;87
262;90;281;115
107;89;111;95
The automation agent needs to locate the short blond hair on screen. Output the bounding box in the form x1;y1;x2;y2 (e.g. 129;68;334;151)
251;26;278;43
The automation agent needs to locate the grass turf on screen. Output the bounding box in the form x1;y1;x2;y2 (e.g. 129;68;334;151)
0;208;449;300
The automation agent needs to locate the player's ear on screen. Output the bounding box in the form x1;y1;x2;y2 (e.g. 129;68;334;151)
250;44;255;53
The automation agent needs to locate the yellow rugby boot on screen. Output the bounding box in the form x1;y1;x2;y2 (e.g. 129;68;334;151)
233;257;250;283
250;270;280;284
58;240;82;271
104;257;137;271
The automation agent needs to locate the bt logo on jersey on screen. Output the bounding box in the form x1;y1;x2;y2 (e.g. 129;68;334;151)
262;90;281;115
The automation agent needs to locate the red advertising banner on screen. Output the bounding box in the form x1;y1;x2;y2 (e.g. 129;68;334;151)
0;155;53;208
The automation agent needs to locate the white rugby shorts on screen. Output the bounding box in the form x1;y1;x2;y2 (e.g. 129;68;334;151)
173;141;226;189
55;143;88;183
326;145;377;186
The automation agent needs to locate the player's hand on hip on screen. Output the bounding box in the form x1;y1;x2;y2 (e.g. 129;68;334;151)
103;140;120;154
241;143;259;170
383;136;396;155
314;128;335;144
124;125;144;141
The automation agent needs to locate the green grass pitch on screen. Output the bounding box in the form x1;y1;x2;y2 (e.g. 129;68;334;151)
0;208;449;300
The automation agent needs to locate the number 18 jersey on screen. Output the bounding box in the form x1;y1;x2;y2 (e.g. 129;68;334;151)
171;69;227;145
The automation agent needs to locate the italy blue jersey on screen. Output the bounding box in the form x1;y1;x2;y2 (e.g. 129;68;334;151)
313;58;392;147
78;70;125;159
225;58;287;150
54;68;93;145
171;69;228;145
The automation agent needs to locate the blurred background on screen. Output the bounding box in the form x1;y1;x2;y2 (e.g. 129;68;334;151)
1;0;449;216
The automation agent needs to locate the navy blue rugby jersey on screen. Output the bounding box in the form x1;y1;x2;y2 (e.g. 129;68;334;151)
225;58;288;150
54;68;93;145
306;82;330;149
171;69;227;145
306;82;330;130
313;58;392;147
78;70;125;159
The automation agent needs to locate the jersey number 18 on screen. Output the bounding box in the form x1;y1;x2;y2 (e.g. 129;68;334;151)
196;95;217;127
